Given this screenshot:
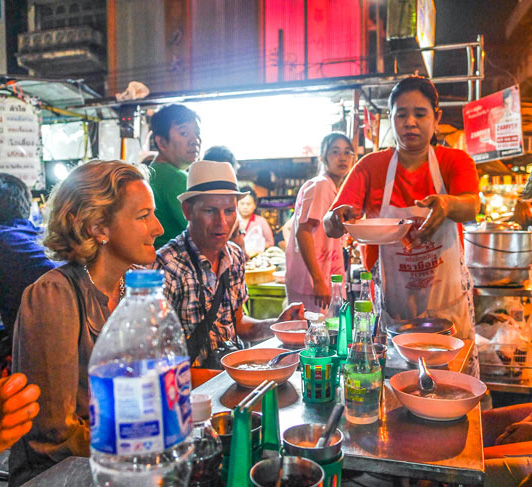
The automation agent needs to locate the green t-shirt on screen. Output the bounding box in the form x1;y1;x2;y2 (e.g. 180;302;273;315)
149;162;188;248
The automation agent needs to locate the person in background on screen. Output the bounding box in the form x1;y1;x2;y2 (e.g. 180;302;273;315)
324;76;480;376
150;104;201;248
0;373;40;453
238;185;275;254
285;133;355;312
203;145;245;250
274;215;293;251
204;145;239;170
153;161;304;386
0;173;57;373
9;160;163;486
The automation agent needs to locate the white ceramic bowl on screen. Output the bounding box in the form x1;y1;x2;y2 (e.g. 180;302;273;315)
392;333;464;366
221;348;299;388
390;369;486;421
343;218;413;244
270;320;308;347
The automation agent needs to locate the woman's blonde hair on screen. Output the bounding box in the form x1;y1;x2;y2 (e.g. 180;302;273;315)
44;160;146;264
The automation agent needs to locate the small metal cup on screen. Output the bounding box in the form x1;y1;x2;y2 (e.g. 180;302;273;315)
282;423;343;463
211;411;262;455
250;456;324;487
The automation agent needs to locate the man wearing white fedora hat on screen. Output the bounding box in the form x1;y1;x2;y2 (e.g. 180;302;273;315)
153;160;304;373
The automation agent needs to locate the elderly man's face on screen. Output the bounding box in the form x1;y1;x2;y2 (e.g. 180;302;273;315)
184;194;238;256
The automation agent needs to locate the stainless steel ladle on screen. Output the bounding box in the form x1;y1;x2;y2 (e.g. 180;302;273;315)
418;357;437;393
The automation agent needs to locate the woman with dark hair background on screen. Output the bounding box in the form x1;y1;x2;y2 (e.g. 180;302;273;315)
238;185;275;254
285;132;355;311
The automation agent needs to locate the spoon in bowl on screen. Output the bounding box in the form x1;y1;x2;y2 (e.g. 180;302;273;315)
267;349;304;368
418;357;437;394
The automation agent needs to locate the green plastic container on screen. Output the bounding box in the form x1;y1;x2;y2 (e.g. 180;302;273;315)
300;350;338;403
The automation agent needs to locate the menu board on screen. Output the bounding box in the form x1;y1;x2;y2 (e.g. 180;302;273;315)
0;96;43;188
463;85;524;163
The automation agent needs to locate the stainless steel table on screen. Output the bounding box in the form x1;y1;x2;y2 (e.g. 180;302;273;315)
195;371;484;485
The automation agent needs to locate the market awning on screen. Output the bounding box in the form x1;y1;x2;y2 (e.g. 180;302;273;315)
0;77;116;123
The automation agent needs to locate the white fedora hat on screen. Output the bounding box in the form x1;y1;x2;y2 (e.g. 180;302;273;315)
178;160;248;203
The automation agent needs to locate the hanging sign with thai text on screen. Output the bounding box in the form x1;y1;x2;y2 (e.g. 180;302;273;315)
0;96;43;188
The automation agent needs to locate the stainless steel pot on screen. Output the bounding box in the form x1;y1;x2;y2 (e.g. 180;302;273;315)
464;230;532;286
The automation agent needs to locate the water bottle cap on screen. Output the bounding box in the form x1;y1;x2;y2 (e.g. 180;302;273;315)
191;393;212;422
360;272;372;281
330;274;343;283
354;300;373;312
125;270;164;288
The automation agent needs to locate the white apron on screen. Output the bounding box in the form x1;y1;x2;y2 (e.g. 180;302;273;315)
378;147;475;341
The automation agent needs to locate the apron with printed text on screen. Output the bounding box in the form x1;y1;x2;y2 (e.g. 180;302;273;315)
378;147;478;375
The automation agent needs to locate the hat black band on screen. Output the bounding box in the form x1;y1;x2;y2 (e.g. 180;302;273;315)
187;181;238;192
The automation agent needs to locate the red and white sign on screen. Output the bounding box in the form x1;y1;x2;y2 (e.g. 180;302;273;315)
463;85;523;163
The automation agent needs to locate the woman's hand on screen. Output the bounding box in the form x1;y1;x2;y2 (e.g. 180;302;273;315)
415;195;451;241
0;373;41;452
277;302;305;323
495;420;532;446
313;277;332;310
415;192;480;241
324;205;359;238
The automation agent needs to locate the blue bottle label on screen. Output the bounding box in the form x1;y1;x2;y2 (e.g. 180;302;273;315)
89;356;192;455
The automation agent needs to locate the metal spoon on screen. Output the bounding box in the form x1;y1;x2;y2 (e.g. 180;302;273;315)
267;349;304;368
418;357;437;393
315;403;345;448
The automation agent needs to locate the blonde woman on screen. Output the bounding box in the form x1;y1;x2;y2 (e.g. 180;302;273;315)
9;160;163;486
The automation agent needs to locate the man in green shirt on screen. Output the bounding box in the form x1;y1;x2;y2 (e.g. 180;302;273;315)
150;104;201;248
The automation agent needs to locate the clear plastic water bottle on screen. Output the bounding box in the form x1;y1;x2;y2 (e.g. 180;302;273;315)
359;272;372;303
89;270;194;486
325;274;344;332
189;394;223;487
304;311;330;357
343;300;382;424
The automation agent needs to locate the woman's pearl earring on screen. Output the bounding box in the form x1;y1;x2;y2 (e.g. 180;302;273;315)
102;239;107;245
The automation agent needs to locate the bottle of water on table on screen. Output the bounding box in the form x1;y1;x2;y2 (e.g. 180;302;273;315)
189;394;223;487
344;300;382;424
304;311;330;357
88;270;193;486
325;274;344;332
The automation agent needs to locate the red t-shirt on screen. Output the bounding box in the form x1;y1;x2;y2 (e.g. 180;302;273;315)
331;146;479;270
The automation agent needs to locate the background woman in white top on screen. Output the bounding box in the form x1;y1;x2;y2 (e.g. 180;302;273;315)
285;132;355;311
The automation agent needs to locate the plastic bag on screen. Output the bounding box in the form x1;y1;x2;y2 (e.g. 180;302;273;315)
244;225;266;257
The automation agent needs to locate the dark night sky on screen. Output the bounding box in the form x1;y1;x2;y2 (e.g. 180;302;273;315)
433;0;518;78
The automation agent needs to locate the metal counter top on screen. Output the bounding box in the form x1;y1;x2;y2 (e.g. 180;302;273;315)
194;370;485;485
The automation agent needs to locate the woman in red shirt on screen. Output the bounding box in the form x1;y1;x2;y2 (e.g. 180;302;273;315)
324;76;480;376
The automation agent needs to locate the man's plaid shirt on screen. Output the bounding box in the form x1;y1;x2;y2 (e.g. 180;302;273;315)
152;229;248;366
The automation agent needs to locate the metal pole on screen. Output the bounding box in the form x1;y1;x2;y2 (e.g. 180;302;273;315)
476;34;484;100
466;46;474;102
304;0;309;80
278;29;285;82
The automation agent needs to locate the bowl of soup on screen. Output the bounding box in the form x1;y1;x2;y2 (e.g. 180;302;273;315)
343;218;413;245
390;369;486;421
392;333;465;366
221;348;299;388
270;320;308;347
